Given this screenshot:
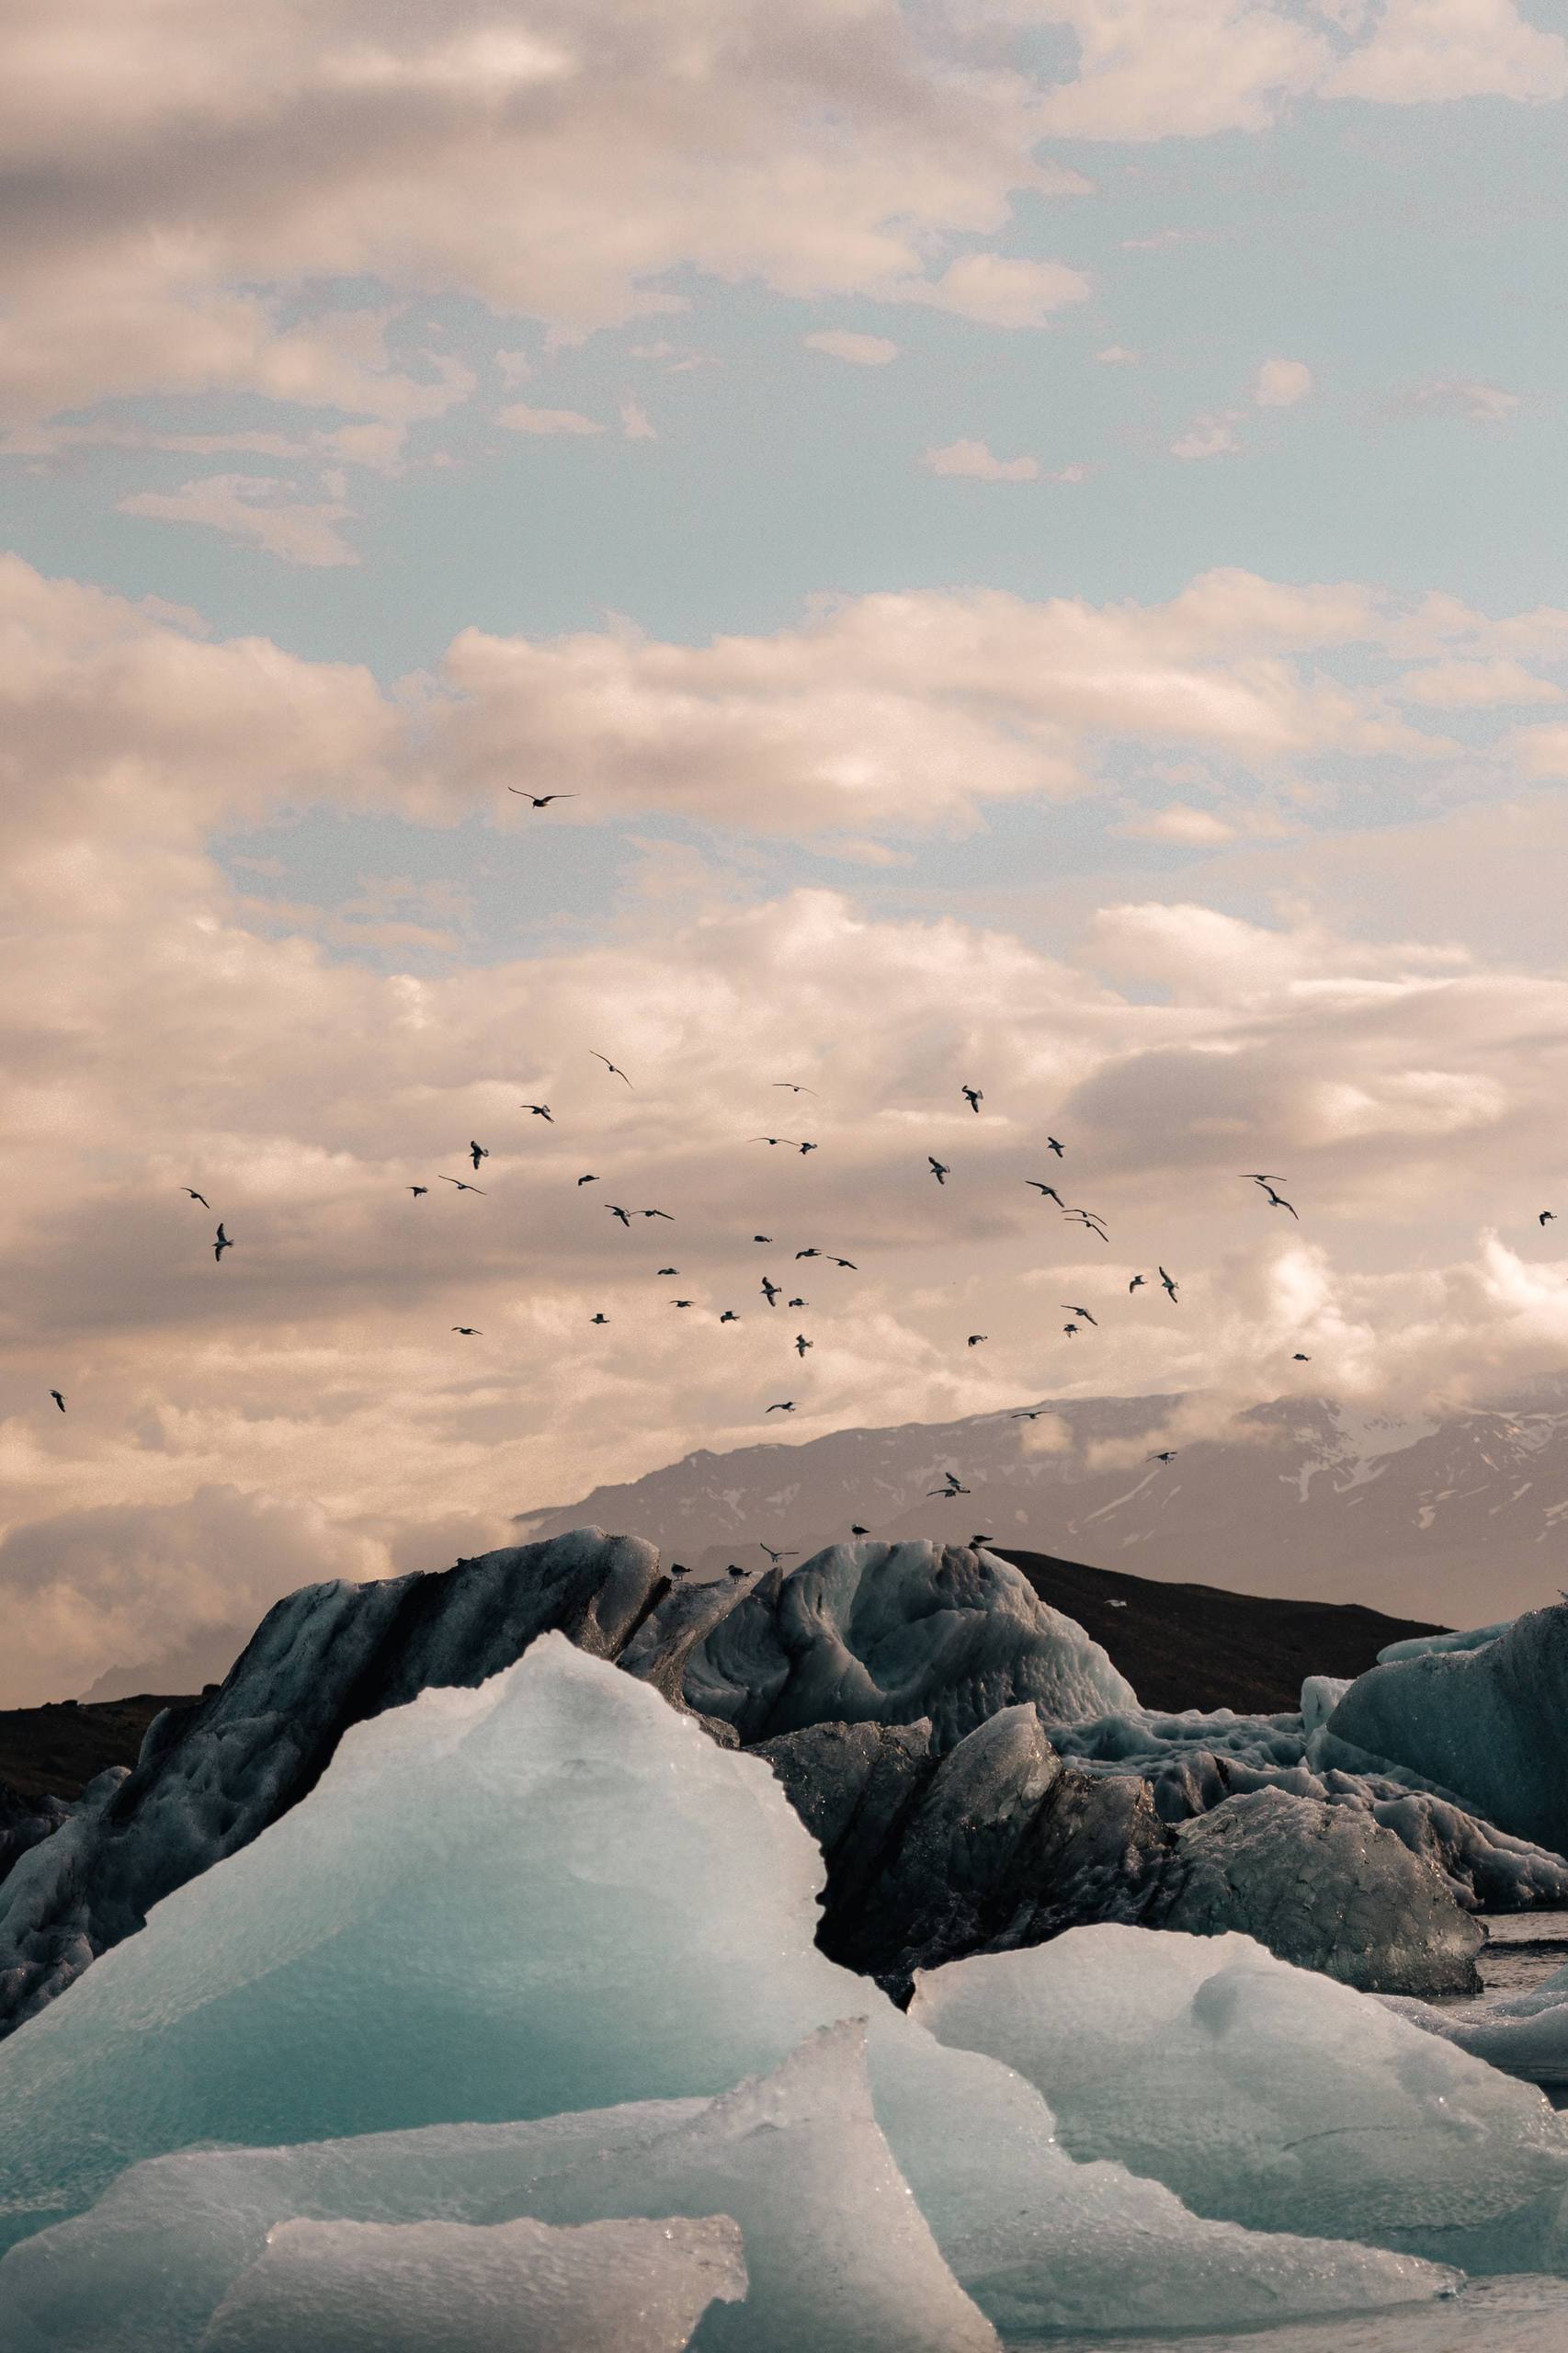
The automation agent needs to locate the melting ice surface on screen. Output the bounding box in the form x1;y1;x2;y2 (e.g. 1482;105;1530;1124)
0;1636;1462;2348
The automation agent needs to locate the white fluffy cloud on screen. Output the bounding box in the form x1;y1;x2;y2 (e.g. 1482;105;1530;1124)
803;331;900;366
921;438;1041;482
1254;358;1312;406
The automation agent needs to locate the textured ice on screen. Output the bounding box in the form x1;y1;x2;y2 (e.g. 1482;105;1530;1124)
1379;1620;1516;1665
1301;1674;1352;1735
0;1639;1455;2340
1387;1965;1568;2088
199;2213;744;2353
913;1925;1568;2272
680;1540;1138;1749
1326;1606;1568;1855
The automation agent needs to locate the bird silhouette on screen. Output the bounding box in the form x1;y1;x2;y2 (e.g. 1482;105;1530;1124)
591;1051;632;1086
408;1185;427;1199
213;1223;233;1261
773;1081;817;1094
928;1471;970;1496
970;1534;993;1548
657;1267;678;1276
754;1233;773;1244
671;1298;694;1308
521;1103;553;1122
788;1296;807;1308
469;1142;488;1170
720;1309;740;1323
1128;1274;1146;1293
1292;1351;1310;1361
50;1389;65;1412
1026;1181;1063;1204
929;1157;950;1185
762;1278;781;1305
182;1188;210;1208
767;1401;795;1413
640;1208;674;1221
590;1313;608;1325
508;790;578;807
760;1543;798;1565
607;1204;631;1226
794;1247;821;1260
1064;1210;1108;1240
752;1136;798;1148
452;1325;482;1336
1158;1266;1179;1302
577;1174;597;1186
962;1086;983;1113
1013;1407;1048;1420
1062;1304;1098;1325
967;1334;987;1347
439;1176;486;1194
794;1333;812;1356
850;1524;869;1535
826;1256;857;1270
1242;1174;1288;1187
727;1563;750;1580
1063;1323;1079;1337
1541;1211;1557;1227
1047;1136;1064;1157
669;1563;689;1577
797;1141;817;1154
1258;1184;1299;1219
1149;1449;1177;1464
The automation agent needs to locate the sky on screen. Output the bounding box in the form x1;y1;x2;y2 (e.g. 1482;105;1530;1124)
5;0;1568;1701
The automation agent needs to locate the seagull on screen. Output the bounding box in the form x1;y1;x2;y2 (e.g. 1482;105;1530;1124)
607;1203;631;1226
469;1142;488;1170
521;1103;553;1122
850;1524;869;1535
726;1563;750;1580
1026;1181;1063;1204
752;1136;798;1148
797;1141;818;1155
590;1313;608;1325
508;790;578;807
1064;1211;1108;1241
970;1533;993;1548
929;1157;950;1185
961;1086;983;1114
774;1081;817;1094
719;1309;740;1323
591;1051;632;1086
762;1278;781;1304
452;1325;482;1336
1242;1174;1288;1187
1063;1323;1079;1337
50;1389;65;1412
967;1334;987;1347
439;1176;487;1194
1158;1266;1179;1302
767;1401;795;1413
1148;1449;1177;1464
669;1563;689;1577
794;1333;812;1356
1541;1211;1557;1227
754;1233;773;1244
1013;1408;1049;1420
577;1174;597;1186
826;1256;858;1270
788;1296;807;1307
657;1266;679;1276
794;1247;821;1260
408;1185;427;1199
760;1543;798;1566
1292;1351;1310;1361
1258;1184;1299;1219
181;1188;210;1209
213;1223;233;1261
1047;1136;1065;1157
1062;1304;1098;1326
928;1471;970;1497
1107;1597;1128;1609
1128;1274;1146;1293
670;1298;694;1308
640;1208;674;1221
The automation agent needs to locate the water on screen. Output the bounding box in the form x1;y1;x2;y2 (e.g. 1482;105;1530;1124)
1020;2275;1568;2351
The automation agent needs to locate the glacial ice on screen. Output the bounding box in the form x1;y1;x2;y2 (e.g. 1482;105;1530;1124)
1378;1620;1516;1665
913;1925;1568;2272
199;2213;745;2353
681;1540;1138;1748
1387;1965;1568;2088
1326;1605;1568;1855
0;1638;1456;2342
1301;1674;1352;1735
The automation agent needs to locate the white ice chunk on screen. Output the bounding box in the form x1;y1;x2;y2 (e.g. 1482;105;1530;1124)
198;2212;744;2353
0;1639;1458;2340
1301;1675;1352;1736
1378;1621;1515;1665
1388;1964;1568;2088
912;1925;1568;2273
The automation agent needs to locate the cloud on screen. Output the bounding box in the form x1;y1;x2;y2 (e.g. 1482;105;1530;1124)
1392;659;1562;709
1170;412;1244;460
1114;802;1241;845
117;473;358;566
1095;345;1143;365
1388;379;1521;424
1035;1;1331;139
494;404;605;436
1321;0;1568;105
921;438;1040;482
1254;358;1312;407
892;253;1092;329
803;331;899;366
619;394;656;441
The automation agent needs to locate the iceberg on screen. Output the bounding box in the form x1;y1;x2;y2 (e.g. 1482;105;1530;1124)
912;1924;1568;2273
1387;1965;1568;2089
0;1639;1456;2343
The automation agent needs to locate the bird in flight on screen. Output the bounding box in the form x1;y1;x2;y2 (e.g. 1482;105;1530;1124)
1149;1449;1178;1464
452;1325;482;1336
774;1081;816;1095
762;1278;781;1305
469;1142;488;1170
1026;1181;1063;1205
671;1298;694;1308
929;1157;950;1185
607;1204;632;1226
1065;1210;1108;1241
408;1185;427;1199
825;1255;857;1270
50;1389;65;1413
719;1309;740;1323
1063;1322;1079;1337
182;1188;210;1209
1128;1274;1146;1293
961;1086;983;1114
1062;1304;1098;1326
521;1103;553;1122
1541;1211;1557;1227
657;1266;678;1277
213;1223;233;1261
508;790;578;807
640;1208;674;1222
439;1176;486;1194
967;1334;987;1347
1257;1184;1299;1219
591;1051;632;1086
794;1246;821;1260
797;1141;818;1155
577;1174;597;1186
752;1135;798;1147
760;1543;798;1566
1242;1174;1288;1187
788;1296;807;1308
1158;1266;1179;1302
767;1401;795;1413
928;1470;970;1497
1047;1136;1065;1158
754;1233;773;1244
794;1333;812;1356
590;1313;608;1325
1292;1351;1310;1361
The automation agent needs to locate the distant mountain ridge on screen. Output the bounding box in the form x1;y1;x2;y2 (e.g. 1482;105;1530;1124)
516;1382;1568;1624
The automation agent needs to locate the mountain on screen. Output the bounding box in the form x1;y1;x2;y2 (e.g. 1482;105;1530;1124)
514;1384;1568;1625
